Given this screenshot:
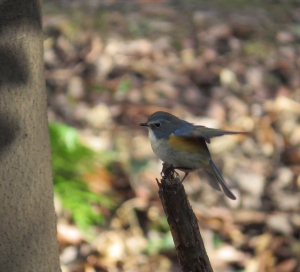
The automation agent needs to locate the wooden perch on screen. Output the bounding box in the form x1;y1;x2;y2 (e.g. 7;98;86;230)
157;163;213;272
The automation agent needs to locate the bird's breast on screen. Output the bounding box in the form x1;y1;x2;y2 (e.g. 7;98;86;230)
148;130;170;162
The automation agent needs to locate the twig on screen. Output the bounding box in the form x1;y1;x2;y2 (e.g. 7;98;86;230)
157;163;213;272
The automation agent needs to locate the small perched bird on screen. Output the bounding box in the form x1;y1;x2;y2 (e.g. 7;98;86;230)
140;111;249;200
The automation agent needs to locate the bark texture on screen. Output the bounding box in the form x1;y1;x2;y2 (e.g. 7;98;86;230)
0;1;61;271
158;164;213;272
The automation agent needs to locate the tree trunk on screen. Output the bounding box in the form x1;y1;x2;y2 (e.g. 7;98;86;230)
0;1;61;271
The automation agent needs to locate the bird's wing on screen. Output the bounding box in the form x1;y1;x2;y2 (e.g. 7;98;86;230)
174;126;249;144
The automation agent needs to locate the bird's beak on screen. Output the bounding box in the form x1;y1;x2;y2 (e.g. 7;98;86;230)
140;122;149;127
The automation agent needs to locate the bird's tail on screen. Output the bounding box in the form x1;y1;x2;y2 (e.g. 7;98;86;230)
205;160;236;200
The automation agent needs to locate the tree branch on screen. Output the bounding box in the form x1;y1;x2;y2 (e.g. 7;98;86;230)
157;163;213;272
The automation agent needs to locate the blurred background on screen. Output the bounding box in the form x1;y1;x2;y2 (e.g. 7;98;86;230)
43;0;300;271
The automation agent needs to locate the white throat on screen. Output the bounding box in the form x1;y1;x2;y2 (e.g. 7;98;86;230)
148;129;157;143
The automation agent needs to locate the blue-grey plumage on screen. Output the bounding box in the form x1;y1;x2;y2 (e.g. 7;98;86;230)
140;111;249;200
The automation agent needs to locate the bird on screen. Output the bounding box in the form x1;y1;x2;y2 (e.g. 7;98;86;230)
140;111;249;200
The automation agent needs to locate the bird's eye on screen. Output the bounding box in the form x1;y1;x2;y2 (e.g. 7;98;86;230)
155;123;161;128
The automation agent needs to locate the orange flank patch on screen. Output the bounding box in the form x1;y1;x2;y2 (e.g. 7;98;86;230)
168;134;204;153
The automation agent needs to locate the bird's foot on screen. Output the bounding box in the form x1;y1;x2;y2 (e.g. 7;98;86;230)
180;172;189;183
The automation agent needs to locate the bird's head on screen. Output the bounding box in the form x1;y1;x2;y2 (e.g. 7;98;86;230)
140;111;190;139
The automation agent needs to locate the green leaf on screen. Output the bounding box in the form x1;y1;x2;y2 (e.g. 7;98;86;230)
50;121;116;231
